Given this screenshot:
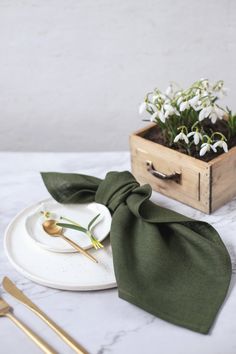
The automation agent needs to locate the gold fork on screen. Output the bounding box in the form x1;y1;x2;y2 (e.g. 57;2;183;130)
0;296;57;354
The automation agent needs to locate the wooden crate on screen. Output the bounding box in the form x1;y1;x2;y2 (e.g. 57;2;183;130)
130;123;236;213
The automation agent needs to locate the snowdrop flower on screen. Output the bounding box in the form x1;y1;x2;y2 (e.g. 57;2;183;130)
151;108;166;123
213;140;228;152
213;80;228;98
39;203;58;220
174;131;189;144
164;103;180;117
199;78;210;90
187;131;203;145
151;104;180;123
151;110;159;122
199;105;225;123
179;95;201;112
177;96;183;105
179;101;189;112
199;142;217;156
139;101;156;115
152;92;166;103
139;102;147;114
165;84;174;97
188;95;201;108
158;109;166;123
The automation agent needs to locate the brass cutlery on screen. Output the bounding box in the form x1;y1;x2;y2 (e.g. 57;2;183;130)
42;219;98;263
0;295;57;354
2;277;88;354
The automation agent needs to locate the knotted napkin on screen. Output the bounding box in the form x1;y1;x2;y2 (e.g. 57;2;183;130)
41;171;231;334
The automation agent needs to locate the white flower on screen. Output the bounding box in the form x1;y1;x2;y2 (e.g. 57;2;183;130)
189;95;200;106
217;87;228;98
152;93;166;103
139;102;147;114
177;96;183;105
199;105;225;123
179;95;201;112
139;102;156;115
151;111;159;122
213;80;228;98
165;85;174;97
174;132;189;144
200;78;210;90
189;95;202;111
164;103;180;117
187;131;203;145
179;101;189;112
199;143;217;156
199;106;212;121
158;108;166;123
151;108;166;123
213;140;228;153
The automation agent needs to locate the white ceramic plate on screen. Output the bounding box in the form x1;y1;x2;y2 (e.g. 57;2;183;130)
25;199;111;253
4;200;117;291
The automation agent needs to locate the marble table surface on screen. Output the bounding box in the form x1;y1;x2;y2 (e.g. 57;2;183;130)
0;152;236;354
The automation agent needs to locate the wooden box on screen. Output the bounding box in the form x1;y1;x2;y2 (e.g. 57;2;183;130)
130;123;236;214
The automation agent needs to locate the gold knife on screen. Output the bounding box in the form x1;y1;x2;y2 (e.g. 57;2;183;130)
2;277;88;354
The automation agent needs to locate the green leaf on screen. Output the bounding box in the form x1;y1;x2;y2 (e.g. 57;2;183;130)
88;213;100;230
56;223;87;233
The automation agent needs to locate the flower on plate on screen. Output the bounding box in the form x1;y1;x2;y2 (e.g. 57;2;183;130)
187;131;203;145
174;131;189;144
213;140;228;152
199;142;217;156
199;104;225;123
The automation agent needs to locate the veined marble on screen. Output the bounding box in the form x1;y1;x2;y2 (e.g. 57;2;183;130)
0;152;235;354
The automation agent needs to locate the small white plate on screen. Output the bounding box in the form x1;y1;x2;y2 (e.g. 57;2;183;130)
25;199;111;253
4;200;116;291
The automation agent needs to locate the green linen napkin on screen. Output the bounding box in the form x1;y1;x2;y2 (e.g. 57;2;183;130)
41;171;231;334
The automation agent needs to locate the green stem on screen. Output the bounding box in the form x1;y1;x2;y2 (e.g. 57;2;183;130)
60;215;103;249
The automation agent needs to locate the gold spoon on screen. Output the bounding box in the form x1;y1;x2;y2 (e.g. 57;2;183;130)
42;220;98;263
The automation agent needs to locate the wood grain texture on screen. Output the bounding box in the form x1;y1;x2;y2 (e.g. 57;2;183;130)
130;124;236;213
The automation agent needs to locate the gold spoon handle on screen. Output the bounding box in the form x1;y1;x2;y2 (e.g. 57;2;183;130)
6;312;57;354
60;234;98;263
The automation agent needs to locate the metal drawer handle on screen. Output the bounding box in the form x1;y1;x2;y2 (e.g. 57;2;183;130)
146;160;181;182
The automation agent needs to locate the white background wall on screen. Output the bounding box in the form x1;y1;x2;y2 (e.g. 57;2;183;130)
0;0;235;152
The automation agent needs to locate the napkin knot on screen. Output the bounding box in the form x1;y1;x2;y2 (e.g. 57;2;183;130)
94;171;140;211
41;170;232;334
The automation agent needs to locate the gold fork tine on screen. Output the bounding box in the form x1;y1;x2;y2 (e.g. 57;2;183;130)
0;297;57;354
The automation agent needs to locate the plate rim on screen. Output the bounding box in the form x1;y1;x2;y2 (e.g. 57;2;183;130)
3;198;117;291
25;199;112;253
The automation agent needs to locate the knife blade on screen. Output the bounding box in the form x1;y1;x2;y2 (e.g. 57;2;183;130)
2;277;88;354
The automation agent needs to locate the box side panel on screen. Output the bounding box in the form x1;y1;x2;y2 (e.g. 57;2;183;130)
130;134;211;213
211;149;236;212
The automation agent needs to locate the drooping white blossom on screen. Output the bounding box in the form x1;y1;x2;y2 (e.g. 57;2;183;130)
187;131;203;145
139;102;156;115
199;105;225;123
179;95;201;112
151;108;166;123
139;102;147;115
199;142;217;156
174;132;189;144
164;103;180;118
213;140;228;152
